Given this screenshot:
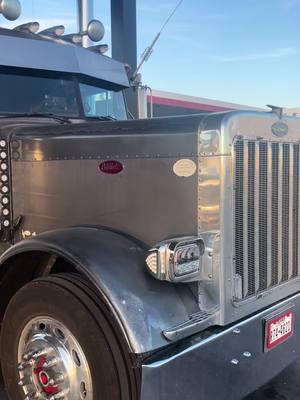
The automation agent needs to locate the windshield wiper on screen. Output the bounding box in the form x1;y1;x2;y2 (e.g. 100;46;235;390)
0;112;72;124
85;115;117;121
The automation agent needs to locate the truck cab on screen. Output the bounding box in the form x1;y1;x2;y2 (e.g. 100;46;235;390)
0;23;300;400
0;25;129;122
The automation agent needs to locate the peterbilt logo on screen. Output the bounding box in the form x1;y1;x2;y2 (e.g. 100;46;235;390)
99;160;124;174
272;121;288;137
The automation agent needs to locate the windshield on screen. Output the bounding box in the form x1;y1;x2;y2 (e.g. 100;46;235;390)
0;71;127;120
79;83;127;120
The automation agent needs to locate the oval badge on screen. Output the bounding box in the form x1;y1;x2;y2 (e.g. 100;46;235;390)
173;159;197;177
272;121;288;137
99;160;123;175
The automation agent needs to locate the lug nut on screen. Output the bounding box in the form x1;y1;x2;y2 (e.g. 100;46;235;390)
48;374;65;386
24;347;51;361
18;360;34;370
49;389;69;400
21;375;33;385
25;359;35;367
18;362;25;371
18;376;32;386
24;391;38;400
48;373;65;386
42;357;58;368
32;348;51;360
23;351;34;361
53;374;65;385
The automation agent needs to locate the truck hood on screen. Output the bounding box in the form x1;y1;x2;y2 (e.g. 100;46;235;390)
8;114;209;246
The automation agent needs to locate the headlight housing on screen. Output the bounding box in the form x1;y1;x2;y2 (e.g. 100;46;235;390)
145;237;204;282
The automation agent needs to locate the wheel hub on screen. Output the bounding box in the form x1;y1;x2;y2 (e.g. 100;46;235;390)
17;317;93;400
38;371;50;387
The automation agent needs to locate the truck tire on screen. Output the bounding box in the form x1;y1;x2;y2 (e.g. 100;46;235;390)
0;274;138;400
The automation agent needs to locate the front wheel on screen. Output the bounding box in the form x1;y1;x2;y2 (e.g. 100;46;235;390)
0;274;137;400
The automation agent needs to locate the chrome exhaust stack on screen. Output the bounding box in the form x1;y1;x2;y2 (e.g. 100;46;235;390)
77;0;93;47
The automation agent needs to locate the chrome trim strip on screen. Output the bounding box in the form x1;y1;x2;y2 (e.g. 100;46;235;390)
163;312;216;342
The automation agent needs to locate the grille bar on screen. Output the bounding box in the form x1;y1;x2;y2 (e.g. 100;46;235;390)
292;144;300;277
254;142;260;293
234;140;244;296
243;142;249;297
282;144;289;282
258;142;267;291
277;144;283;284
247;141;256;296
267;142;272;287
289;144;294;280
234;139;300;300
297;144;300;277
271;143;279;286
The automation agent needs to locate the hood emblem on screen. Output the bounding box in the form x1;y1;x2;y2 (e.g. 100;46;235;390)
99;160;124;175
272;121;288;137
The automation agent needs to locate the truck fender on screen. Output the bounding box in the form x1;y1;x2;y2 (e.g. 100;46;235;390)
0;226;198;354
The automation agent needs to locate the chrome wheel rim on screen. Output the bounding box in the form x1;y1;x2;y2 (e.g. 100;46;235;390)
17;316;93;400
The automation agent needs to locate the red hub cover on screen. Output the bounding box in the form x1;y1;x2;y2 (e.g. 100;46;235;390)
33;356;59;395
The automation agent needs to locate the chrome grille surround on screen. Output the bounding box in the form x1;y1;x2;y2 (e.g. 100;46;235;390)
197;112;300;329
234;139;300;301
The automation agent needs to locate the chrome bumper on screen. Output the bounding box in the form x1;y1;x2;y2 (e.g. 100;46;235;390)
141;292;300;400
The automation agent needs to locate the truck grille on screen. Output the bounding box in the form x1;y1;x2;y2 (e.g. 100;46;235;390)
234;139;300;300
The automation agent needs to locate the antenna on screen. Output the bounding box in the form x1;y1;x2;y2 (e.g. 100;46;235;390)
131;0;184;83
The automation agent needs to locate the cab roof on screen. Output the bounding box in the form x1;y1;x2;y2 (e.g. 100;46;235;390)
0;27;129;90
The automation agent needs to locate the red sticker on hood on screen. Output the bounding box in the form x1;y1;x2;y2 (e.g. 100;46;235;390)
99;160;124;175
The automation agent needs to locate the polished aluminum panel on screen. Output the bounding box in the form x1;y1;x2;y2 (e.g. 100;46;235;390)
11;117;201;247
198;156;221;233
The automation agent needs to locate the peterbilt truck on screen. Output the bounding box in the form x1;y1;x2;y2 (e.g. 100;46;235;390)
0;17;299;400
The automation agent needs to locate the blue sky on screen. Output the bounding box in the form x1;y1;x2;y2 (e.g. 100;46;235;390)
1;0;299;108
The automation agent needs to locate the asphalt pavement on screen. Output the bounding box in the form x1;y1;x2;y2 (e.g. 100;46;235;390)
0;358;299;399
246;358;300;400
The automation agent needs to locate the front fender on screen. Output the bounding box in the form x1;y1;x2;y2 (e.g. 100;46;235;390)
0;227;198;354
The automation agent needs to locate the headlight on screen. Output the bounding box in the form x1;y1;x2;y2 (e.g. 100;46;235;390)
173;243;201;277
145;237;204;282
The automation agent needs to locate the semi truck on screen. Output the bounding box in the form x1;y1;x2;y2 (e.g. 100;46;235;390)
0;11;299;400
